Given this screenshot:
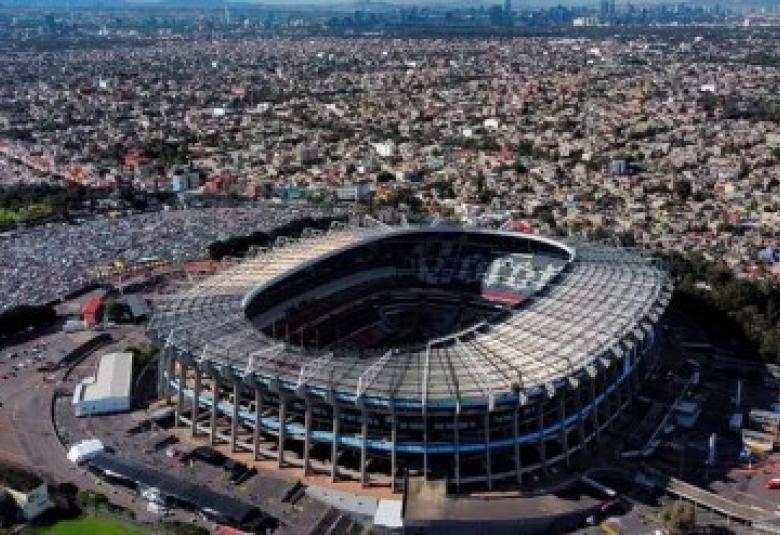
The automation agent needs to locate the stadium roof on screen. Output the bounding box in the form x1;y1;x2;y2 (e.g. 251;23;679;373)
150;225;671;409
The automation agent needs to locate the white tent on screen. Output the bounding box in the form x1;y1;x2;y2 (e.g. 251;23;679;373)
373;499;403;529
67;439;104;464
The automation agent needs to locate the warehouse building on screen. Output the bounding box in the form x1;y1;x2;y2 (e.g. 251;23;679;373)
73;352;133;417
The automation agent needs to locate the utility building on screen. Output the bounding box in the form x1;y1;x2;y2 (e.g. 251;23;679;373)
73;352;133;417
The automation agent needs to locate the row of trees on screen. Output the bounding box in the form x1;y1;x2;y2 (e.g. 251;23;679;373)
0;305;57;343
662;250;780;362
207;215;346;261
0;183;109;213
699;91;780;123
0;183;113;230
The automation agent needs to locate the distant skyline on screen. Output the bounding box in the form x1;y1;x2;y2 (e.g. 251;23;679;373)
3;0;779;8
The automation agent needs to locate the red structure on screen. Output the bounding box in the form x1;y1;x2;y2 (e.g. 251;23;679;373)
205;175;228;194
214;526;251;535
183;261;223;273
123;151;148;169
508;219;534;234
81;296;104;327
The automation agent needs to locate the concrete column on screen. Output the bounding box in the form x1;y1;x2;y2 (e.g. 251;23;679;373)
623;367;633;411
513;405;522;486
158;351;169;402
175;362;187;427
559;394;569;466
277;395;286;468
231;383;239;452
191;368;201;437
423;411;428;481
454;412;461;492
304;399;312;476
331;405;340;482
598;371;608;426
165;355;175;404
574;385;586;448
633;348;642;393
630;347;641;393
485;411;492;490
210;379;218;446
360;409;368;487
589;376;600;442
391;412;398;493
157;351;165;400
632;360;641;392
537;401;547;474
253;387;262;461
607;366;618;423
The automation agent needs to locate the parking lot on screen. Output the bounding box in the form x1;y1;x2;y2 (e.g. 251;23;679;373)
0;203;343;313
40;316;342;533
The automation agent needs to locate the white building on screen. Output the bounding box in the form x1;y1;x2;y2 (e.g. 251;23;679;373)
73;352;133;417
372;140;396;158
336;183;371;202
67;439;105;464
0;467;50;521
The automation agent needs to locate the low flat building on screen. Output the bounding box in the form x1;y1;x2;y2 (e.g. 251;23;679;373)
125;294;150;322
72;352;133;417
402;479;605;535
0;464;50;521
87;453;266;529
67;439;105;464
81;295;104;327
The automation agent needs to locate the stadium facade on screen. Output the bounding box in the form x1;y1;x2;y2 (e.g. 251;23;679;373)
149;223;672;490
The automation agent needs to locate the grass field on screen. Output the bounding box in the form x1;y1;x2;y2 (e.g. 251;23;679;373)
23;516;146;535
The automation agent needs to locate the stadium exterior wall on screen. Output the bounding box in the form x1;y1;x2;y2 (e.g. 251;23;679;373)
157;322;662;490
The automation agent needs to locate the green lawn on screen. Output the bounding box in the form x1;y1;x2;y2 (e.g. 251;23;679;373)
23;516;146;535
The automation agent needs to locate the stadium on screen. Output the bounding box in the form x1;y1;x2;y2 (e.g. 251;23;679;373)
149;222;672;491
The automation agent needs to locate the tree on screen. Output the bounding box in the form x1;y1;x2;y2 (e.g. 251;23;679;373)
658;501;695;534
535;207;556;229
376;171;395;183
104;300;128;323
0;305;57;341
673;178;692;202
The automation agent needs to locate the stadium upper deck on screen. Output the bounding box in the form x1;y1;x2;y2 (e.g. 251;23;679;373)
150;224;671;411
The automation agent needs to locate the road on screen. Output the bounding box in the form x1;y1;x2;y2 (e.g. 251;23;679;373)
0;326;187;526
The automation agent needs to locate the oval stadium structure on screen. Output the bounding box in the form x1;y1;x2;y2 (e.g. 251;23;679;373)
149;223;672;490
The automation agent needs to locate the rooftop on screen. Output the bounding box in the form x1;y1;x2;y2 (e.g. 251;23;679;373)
403;478;604;524
80;352;133;402
0;462;44;493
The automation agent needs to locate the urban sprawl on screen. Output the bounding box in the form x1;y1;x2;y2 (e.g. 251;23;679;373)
3;24;780;306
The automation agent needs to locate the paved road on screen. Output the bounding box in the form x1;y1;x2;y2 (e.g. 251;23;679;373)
664;475;780;529
0;327;192;527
